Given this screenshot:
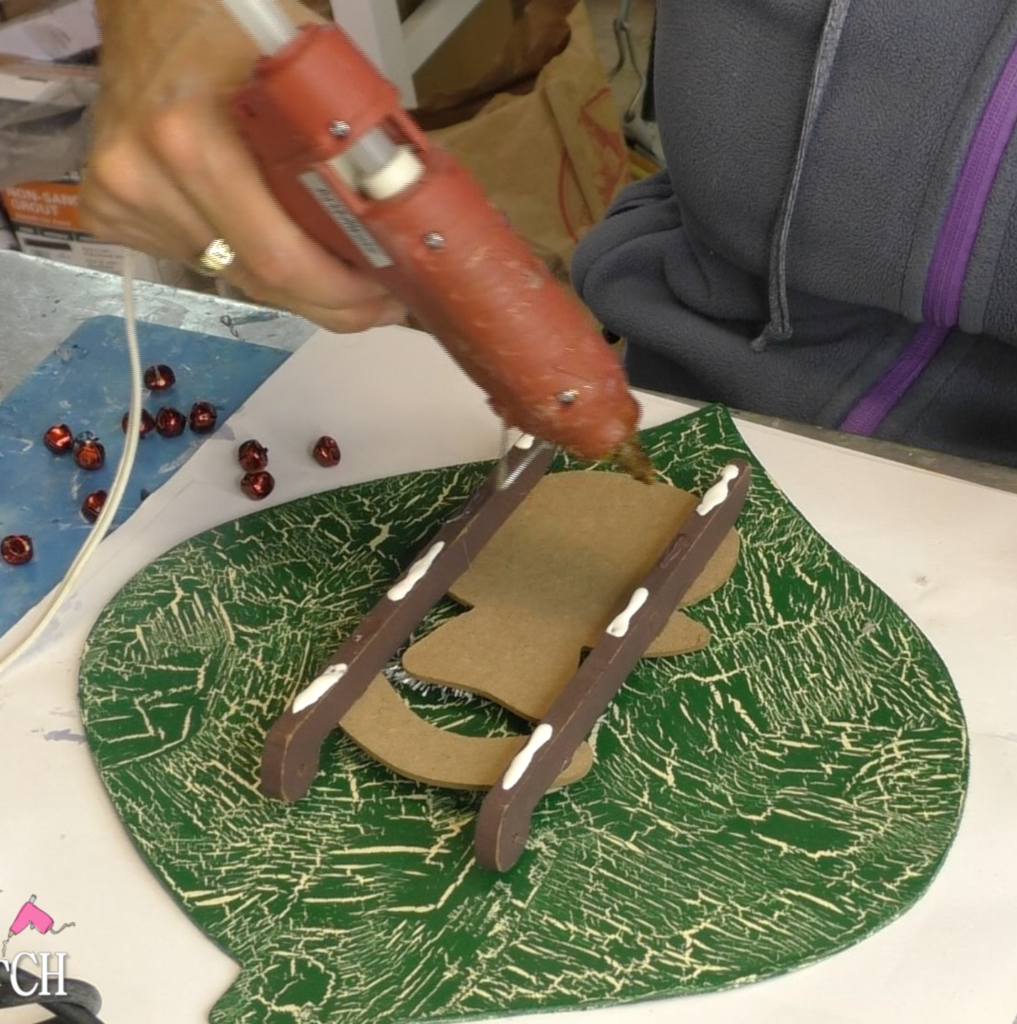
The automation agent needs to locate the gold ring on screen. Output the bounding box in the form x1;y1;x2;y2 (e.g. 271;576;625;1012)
197;238;235;275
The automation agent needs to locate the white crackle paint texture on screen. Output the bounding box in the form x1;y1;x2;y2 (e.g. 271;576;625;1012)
79;407;967;1024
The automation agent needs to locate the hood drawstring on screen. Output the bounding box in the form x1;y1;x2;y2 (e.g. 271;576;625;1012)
752;0;854;352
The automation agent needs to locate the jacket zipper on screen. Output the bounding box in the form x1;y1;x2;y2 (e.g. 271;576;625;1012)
840;34;1017;435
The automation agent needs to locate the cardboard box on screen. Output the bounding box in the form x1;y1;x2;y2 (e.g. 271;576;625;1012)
0;61;196;284
1;178;195;284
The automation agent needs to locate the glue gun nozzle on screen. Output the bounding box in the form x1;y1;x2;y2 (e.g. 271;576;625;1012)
613;436;654;484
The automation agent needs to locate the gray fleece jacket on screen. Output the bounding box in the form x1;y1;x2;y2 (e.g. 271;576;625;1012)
572;0;1017;467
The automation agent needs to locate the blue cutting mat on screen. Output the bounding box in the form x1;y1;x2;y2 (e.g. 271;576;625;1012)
0;316;290;637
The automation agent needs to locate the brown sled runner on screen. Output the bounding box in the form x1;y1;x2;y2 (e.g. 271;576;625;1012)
260;443;750;871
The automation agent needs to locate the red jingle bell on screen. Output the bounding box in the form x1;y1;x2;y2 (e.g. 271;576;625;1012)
44;423;75;455
81;490;108;522
144;364;176;391
74;438;106;471
237;439;269;471
1;534;33;566
155;407;187;438
122;409;156;437
312;435;342;467
188;401;218;434
240;470;275;500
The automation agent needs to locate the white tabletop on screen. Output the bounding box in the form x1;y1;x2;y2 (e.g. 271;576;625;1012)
1;326;1015;1024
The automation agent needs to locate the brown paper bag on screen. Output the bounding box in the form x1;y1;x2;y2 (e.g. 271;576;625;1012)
425;1;630;276
412;0;574;131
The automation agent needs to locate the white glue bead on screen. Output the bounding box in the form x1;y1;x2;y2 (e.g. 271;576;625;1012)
387;542;445;601
696;464;740;516
606;588;650;638
502;724;555;790
292;663;348;714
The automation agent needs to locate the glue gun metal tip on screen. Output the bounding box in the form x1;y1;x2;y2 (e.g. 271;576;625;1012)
613;436;654;484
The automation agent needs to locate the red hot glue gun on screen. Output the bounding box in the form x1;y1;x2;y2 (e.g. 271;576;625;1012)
221;0;648;477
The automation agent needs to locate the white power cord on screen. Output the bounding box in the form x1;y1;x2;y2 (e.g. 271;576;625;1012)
0;250;144;677
0;2;298;677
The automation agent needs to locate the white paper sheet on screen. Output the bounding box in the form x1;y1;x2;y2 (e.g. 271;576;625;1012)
1;326;1015;1024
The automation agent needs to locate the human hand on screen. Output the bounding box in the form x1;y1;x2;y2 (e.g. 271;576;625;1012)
81;0;406;332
